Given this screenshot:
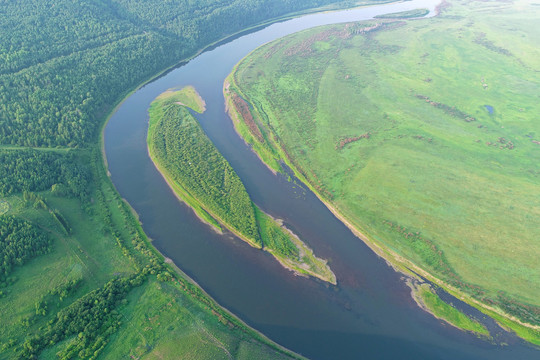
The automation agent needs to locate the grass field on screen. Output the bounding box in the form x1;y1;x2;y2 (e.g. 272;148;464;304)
0;147;302;359
227;0;540;342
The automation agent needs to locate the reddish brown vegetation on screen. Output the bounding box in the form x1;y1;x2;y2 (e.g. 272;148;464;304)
413;135;433;143
308;169;333;200
486;137;515;150
416;94;476;122
231;93;264;143
336;133;370;150
344;22;382;36
434;0;450;15
284;23;382;57
284;29;337;57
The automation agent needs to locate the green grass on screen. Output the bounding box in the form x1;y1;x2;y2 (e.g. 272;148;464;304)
227;0;540;342
0;148;303;359
481;308;540;347
415;284;490;337
42;277;296;360
0;175;135;355
155;86;206;114
255;207;336;284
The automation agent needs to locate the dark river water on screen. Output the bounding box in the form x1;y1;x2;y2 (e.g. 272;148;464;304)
104;1;539;359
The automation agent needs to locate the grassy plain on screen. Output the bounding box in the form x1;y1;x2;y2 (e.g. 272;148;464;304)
227;0;540;342
0;148;301;359
148;88;335;283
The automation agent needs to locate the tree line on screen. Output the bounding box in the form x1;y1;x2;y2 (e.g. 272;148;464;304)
0;150;90;199
0;216;51;284
0;0;343;148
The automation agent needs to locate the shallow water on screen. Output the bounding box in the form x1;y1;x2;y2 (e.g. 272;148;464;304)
104;1;539;358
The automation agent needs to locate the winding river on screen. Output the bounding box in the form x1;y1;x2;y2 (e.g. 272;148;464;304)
104;1;539;358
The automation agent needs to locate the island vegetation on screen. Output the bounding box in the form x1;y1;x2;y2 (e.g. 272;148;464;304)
148;88;336;284
411;283;489;337
225;0;540;345
374;8;429;18
0;0;362;358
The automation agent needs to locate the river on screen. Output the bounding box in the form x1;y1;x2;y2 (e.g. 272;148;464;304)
104;1;539;358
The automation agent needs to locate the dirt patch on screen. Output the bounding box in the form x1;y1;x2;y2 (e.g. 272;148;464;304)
485;137;515;150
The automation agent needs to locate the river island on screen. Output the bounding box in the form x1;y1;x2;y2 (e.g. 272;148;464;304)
147;86;336;284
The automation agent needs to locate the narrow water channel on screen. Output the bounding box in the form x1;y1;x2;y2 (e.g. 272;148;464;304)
104;1;539;358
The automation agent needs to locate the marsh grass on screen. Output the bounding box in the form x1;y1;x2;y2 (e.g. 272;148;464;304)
414;284;490;337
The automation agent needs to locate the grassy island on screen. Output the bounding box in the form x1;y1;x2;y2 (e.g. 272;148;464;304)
411;283;489;337
225;0;540;344
374;8;429;19
148;88;336;284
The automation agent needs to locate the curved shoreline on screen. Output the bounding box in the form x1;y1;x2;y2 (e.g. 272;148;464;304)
224;55;540;341
114;194;307;360
147;89;336;284
148;124;337;284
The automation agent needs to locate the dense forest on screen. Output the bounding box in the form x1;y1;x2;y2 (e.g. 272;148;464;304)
0;0;345;147
0;216;51;283
0;150;89;199
1;0;351;358
149;102;261;244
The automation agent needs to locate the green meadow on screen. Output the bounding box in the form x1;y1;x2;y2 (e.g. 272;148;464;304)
227;0;540;341
0;147;300;359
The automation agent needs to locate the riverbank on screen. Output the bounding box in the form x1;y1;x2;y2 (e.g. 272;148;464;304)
223;5;540;343
408;281;490;337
